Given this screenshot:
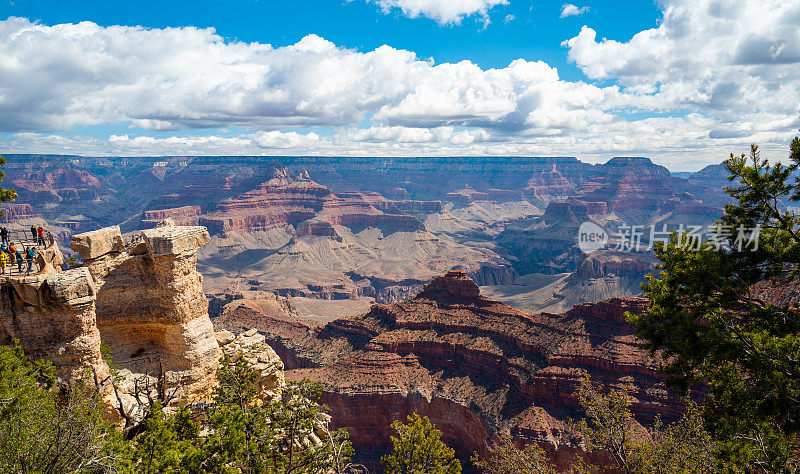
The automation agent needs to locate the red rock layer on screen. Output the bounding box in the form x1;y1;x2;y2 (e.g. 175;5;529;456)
0;203;40;223
140;205;202;228
357;192;444;215
269;271;681;459
524;163;579;201
199;170;426;235
7;162;107;205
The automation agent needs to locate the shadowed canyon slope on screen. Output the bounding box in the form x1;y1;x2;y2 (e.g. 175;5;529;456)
214;271;683;460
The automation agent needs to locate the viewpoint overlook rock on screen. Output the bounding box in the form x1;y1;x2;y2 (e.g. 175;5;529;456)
0;221;285;425
215;270;680;460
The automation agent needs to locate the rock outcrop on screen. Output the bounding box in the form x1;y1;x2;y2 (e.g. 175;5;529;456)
0;222;233;424
216;328;286;397
569;250;655;281
0;266;110;385
251;271;680;458
73;224;222;404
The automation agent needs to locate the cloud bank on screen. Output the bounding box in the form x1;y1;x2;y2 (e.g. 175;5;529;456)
1;0;799;170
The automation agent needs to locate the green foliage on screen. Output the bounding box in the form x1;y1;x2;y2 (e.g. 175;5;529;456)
573;377;718;474
64;254;83;269
471;435;560;474
635;402;719;473
126;352;352;473
629;135;800;471
127;401;205;473
0;342;124;473
0;154;18;217
573;377;639;472
382;413;462;474
471;377;718;474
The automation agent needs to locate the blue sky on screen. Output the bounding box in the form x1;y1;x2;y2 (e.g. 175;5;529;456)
0;0;798;170
3;0;660;78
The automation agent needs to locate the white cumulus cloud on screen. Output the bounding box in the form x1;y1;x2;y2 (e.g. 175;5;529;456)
0;17;613;136
370;0;508;25
560;4;589;18
1;2;800;169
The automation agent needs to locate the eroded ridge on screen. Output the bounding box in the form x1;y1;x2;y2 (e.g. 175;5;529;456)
234;271;678;458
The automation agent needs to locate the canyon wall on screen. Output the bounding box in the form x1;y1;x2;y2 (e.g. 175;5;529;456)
215;270;684;457
1;154;728;309
224;270;683;459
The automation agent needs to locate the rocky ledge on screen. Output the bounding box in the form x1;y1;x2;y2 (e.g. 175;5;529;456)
0;221;284;426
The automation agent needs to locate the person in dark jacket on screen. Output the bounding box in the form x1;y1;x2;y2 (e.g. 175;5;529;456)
0;227;7;246
30;225;37;240
25;246;34;273
14;248;23;273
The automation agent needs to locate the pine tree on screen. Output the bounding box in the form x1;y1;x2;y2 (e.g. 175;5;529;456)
381;413;461;474
0;343;125;472
0;154;17;217
629;134;800;471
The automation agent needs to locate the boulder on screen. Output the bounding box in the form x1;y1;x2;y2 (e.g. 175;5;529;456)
44;267;96;308
215;329;235;346
70;226;124;260
142;225;210;257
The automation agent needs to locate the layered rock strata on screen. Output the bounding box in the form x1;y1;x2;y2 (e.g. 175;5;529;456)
249;271;680;458
73;223;222;404
140;205;202;228
0;266;110;385
199;168;427;236
0;203;41;223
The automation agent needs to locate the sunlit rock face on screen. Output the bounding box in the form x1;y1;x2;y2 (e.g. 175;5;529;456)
198;168;427;236
0;238;120;417
0;265;107;383
78;223;222;404
0;222;226;423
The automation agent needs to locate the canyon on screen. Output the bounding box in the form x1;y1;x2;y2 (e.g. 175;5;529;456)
0;217;688;468
2;154;728;318
0;153;732;464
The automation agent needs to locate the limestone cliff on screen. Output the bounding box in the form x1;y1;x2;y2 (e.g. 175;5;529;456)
71;223;222;405
0;221;285;426
0;266;110;385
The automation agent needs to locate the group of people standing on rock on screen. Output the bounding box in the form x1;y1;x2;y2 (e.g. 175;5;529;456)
29;225;46;246
0;225;47;275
